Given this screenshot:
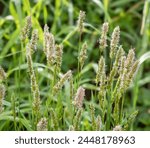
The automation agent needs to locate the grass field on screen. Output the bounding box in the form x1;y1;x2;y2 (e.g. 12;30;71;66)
0;0;150;131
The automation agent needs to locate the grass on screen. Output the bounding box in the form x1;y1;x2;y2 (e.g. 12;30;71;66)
0;0;150;131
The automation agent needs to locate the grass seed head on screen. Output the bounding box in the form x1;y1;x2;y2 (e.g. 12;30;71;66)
37;117;48;131
124;110;138;130
30;29;38;53
73;86;85;109
119;55;126;75
43;24;49;54
78;42;87;69
108;46;125;86
0;84;5;113
96;115;102;131
26;42;41;116
55;44;63;72
43;24;55;66
125;60;139;89
113;125;122;131
96;56;106;85
46;32;55;66
53;70;72;95
69;125;75;131
125;48;135;71
32;82;41;114
119;49;138;91
77;10;86;33
20;16;32;41
110;26;120;59
0;67;6;81
90;104;97;130
99;22;109;52
115;46;125;67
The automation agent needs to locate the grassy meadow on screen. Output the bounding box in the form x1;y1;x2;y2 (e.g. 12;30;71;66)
0;0;150;131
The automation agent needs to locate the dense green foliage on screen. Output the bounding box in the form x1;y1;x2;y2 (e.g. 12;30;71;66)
0;0;150;130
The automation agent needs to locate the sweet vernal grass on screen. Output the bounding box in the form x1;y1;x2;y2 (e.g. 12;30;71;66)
0;10;140;131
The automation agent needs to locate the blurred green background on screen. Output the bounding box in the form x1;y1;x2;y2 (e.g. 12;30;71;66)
0;0;150;130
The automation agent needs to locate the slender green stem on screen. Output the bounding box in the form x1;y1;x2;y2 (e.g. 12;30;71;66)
77;33;82;88
120;93;125;122
11;95;16;130
106;91;111;130
53;65;57;85
133;77;138;110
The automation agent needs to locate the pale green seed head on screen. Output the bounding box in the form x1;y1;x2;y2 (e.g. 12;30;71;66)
30;29;38;53
20;16;32;41
0;67;6;81
96;56;106;84
110;26;120;59
55;44;63;71
73;86;85;109
79;42;87;69
77;10;86;33
125;48;135;71
113;125;122;131
0;84;5;113
53;70;72;95
37;117;48;131
99;22;109;52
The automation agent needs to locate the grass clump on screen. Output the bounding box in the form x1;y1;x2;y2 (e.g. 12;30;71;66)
0;10;141;131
